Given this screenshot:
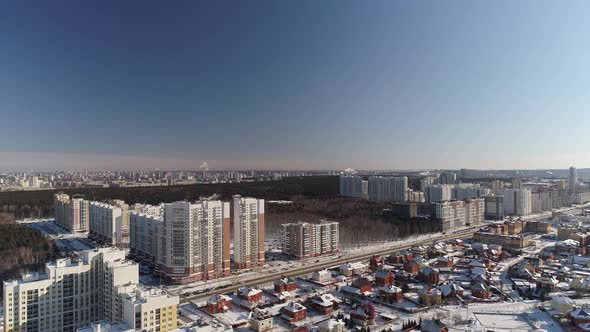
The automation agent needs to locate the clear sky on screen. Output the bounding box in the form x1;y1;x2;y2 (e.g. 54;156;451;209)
1;1;590;171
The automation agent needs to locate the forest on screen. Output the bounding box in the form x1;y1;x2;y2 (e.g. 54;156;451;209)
265;197;439;248
0;213;58;293
0;175;339;219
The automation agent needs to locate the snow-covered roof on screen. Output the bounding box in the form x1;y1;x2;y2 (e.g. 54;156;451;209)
571;308;590;319
375;269;391;279
283;302;306;312
208;293;232;304
238;286;262;297
379;285;401;294
313;294;340;307
471;283;488;291
438;282;464;297
552;296;573;305
317;319;345;330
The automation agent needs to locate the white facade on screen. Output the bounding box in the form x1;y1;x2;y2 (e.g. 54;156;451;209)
424;184;452;203
501;189;532;216
419;177;436;191
3;248;137;332
491;180;504;194
569;166;577;195
233;195;265;269
54;193;90;233
574;192;590;204
368;176;408;202
451;184;491;200
435;198;484;231
281;221;339;259
89;201;129;247
339;176;368;198
129;205;163;265
159;200;231;282
120;287;178;332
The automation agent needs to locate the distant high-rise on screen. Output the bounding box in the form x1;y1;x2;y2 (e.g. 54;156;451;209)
512;178;523;190
53;193;90;233
424;184;452;203
569;166;577;195
434;198;484;232
129;205;163;267
484;195;504;220
438;172;457;185
491;180;504;194
281;220;339;259
89;200;130;248
451;184;491;200
368;176;408;202
339;175;368;199
419;176;436;191
233;195;265;269
501;189;532;216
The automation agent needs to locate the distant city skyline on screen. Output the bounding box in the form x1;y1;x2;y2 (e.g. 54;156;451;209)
2;1;590;170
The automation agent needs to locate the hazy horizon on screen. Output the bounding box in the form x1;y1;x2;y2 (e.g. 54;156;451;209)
2;1;590;170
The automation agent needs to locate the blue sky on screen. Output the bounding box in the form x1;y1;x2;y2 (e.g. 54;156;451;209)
1;1;589;170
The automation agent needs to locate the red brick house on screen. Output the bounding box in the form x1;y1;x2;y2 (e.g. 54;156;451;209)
419;267;439;284
351;277;372;293
312;293;340;315
350;303;376;326
281;302;307;322
206;293;233;314
238;286;263;303
387;252;405;264
471;283;491;299
439;282;464;299
379;285;402;302
395;269;411;283
370;255;384;271
404;260;419;275
375;269;394;287
274;277;297;293
435;256;454;268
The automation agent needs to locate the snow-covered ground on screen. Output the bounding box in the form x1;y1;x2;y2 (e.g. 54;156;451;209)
17;218;94;253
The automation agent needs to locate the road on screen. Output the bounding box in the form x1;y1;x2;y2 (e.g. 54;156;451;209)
180;225;480;303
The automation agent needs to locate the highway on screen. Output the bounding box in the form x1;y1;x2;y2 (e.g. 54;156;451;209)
180;225;480;303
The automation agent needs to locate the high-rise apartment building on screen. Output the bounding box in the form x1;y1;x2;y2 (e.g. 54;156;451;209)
464;198;485;226
451;184;491;200
281;221;339;259
435;201;465;232
501;189;532;216
368;176;408;202
339;176;368;199
54;193;90;233
491;180;504;194
3;248;138;332
233;195;265;269
484;195;504;220
129;205;163;267
89;200;130;248
569;166;577;195
512;178;523;190
424;184;452;203
419;177;437;192
434;198;484;232
438;172;457;185
158;200;231;282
